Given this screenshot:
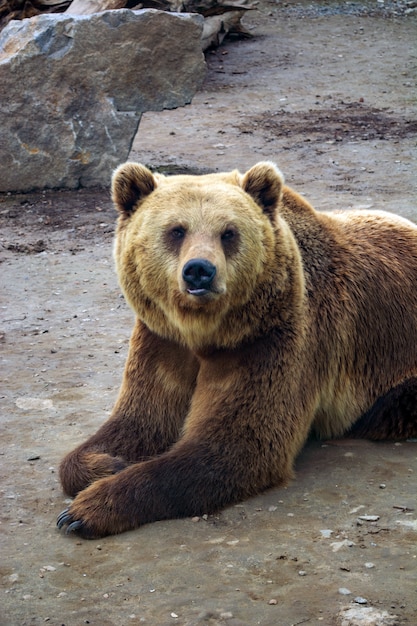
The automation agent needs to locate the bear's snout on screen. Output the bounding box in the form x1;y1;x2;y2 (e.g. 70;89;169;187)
182;258;217;295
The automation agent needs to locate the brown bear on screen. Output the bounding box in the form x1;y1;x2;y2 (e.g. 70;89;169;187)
57;161;417;538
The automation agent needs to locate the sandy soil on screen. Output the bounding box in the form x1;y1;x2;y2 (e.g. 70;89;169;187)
1;2;416;625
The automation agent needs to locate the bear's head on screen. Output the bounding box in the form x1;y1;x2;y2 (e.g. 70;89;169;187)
112;162;292;350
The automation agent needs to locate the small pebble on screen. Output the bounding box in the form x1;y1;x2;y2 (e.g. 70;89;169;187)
379;483;386;489
354;596;368;604
339;587;352;595
171;613;178;619
358;515;380;521
268;599;278;605
220;612;233;619
298;570;307;576
330;539;354;551
350;505;365;514
364;562;375;569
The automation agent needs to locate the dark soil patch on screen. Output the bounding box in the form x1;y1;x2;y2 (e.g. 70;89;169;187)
237;103;417;143
0;189;114;261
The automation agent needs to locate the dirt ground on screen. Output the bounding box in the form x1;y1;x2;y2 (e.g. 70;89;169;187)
1;1;416;625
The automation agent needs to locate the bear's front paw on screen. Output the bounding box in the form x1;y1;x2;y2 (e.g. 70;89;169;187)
56;476;136;539
59;451;128;497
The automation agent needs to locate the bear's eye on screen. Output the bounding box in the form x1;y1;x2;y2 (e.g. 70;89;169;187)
221;229;236;242
170;226;186;240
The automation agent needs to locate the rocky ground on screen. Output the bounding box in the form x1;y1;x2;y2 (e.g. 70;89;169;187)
1;1;416;625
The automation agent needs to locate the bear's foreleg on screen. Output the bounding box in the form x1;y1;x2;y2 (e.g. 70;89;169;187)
59;321;198;496
57;344;314;538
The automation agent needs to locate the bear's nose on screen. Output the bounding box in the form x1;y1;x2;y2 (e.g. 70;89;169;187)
182;258;216;293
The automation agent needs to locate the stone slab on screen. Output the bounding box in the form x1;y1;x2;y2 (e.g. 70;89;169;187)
0;9;206;192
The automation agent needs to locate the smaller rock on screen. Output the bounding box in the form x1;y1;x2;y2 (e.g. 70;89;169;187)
339;587;352;595
339;606;398;626
330;539;355;552
354;596;368;604
358;515;380;521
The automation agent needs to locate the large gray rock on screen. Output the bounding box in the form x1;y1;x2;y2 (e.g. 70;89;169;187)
0;10;206;192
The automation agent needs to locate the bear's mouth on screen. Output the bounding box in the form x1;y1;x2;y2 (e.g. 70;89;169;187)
187;288;211;297
180;285;225;304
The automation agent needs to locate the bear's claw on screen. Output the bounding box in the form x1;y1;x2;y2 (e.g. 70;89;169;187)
57;508;84;534
56;508;71;529
66;520;85;534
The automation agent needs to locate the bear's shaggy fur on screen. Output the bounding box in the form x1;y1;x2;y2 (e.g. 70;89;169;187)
57;162;417;538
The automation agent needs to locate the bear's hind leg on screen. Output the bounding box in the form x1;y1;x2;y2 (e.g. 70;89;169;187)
348;377;417;440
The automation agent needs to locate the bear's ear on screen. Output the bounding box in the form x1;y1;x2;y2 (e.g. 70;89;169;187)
241;162;284;220
111;163;157;217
